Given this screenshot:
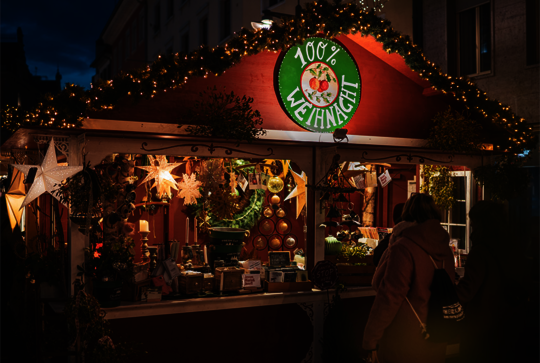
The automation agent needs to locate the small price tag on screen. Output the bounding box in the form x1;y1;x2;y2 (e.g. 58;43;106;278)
242;274;261;288
378;170;392;188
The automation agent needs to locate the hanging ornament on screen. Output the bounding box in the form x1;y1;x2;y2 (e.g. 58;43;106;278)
5;170;26;230
12;138;83;208
267;175;284;193
229;172;238;193
199;159;225;190
176;173;202;205
276;208;286;218
269;236;282;250
254;236;267;250
260;219;274;234
285;236;297;248
284;170;308;219
277;220;289;234
136;155;182;199
270;194;281;205
263;206;274;218
209;187;240;219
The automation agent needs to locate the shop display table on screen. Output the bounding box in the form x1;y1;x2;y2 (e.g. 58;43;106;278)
103;286;376;319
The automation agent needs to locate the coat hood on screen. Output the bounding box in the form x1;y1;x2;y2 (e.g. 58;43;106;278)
400;219;451;261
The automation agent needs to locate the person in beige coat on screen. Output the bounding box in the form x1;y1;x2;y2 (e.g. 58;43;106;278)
363;193;455;363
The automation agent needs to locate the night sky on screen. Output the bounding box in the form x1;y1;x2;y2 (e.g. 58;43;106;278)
1;0;118;90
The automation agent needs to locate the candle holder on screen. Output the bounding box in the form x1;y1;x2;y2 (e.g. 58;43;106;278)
139;230;150;264
148;246;158;271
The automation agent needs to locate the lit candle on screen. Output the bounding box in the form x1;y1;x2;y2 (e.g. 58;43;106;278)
194;218;198;243
185;217;189;245
204;245;208;265
139;220;149;232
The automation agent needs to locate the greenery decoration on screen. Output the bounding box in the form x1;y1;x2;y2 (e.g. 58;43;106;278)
179;87;266;145
64;291;132;362
426;107;483;154
474;154;530;202
189;159;266;231
82;235;135;283
340;243;371;260
57;162;104;217
421;165;455;210
1;1;535;154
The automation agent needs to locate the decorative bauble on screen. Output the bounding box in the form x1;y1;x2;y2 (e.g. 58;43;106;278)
254;236;267;250
267;176;284;193
285;236;296;248
271;195;281;205
276;208;286;218
277;220;288;233
269;236;282;249
263;207;274;218
261;220;273;233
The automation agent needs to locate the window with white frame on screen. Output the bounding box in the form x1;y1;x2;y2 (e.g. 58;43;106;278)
440;171;473;252
458;2;492;77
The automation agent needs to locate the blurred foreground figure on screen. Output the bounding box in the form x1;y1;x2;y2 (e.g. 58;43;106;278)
456;201;514;363
363;193;454;363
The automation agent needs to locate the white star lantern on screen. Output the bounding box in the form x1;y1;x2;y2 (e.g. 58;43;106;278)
136;155;183;199
284;169;308;219
12;138;83;209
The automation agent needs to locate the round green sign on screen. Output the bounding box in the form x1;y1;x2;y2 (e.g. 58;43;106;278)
276;37;361;133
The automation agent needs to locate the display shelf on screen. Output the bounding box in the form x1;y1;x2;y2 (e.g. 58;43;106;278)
102;286;375;320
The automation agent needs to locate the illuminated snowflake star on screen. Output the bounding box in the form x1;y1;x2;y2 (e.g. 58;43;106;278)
177;173;202;205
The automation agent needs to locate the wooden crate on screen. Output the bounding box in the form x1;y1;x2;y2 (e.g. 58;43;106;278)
203;277;215;291
264;281;313;293
179;274;204;295
215;267;244;292
336;264;375;286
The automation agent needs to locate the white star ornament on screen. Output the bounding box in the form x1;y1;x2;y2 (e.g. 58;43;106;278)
12;138;83;209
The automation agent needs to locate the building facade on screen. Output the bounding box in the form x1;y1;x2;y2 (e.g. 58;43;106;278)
92;0;418;83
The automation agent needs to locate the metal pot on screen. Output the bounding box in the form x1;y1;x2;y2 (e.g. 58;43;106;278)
208;227;250;240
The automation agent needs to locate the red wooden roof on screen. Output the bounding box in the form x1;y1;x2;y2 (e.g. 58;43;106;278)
91;34;457;140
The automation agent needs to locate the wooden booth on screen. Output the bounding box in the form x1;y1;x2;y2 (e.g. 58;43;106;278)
2;12;504;362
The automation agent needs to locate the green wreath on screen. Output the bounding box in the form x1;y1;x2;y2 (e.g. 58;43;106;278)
207;189;266;230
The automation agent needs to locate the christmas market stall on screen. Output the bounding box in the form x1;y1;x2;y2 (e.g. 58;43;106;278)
1;1;535;362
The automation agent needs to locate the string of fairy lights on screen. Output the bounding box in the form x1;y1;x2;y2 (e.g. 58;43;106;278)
1;0;535;154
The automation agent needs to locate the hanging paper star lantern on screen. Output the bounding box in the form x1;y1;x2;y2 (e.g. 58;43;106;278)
12;138;83;209
136;155;182;199
284;169;308;219
5;170;26;230
177;173;202;205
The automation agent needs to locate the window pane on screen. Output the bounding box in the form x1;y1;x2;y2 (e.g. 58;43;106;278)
479;3;491;72
450;226;466;249
451;201;467;224
453;176;466;200
459;8;477;75
441;210;449;223
199;16;208;46
221;0;231;40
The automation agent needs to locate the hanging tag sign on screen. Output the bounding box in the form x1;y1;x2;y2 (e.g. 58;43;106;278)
238;173;248;191
249;173;260;190
353;174;365;189
365;172;378;188
378;170;392;188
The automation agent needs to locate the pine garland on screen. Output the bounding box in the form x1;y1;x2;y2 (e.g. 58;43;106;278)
1;0;535;154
